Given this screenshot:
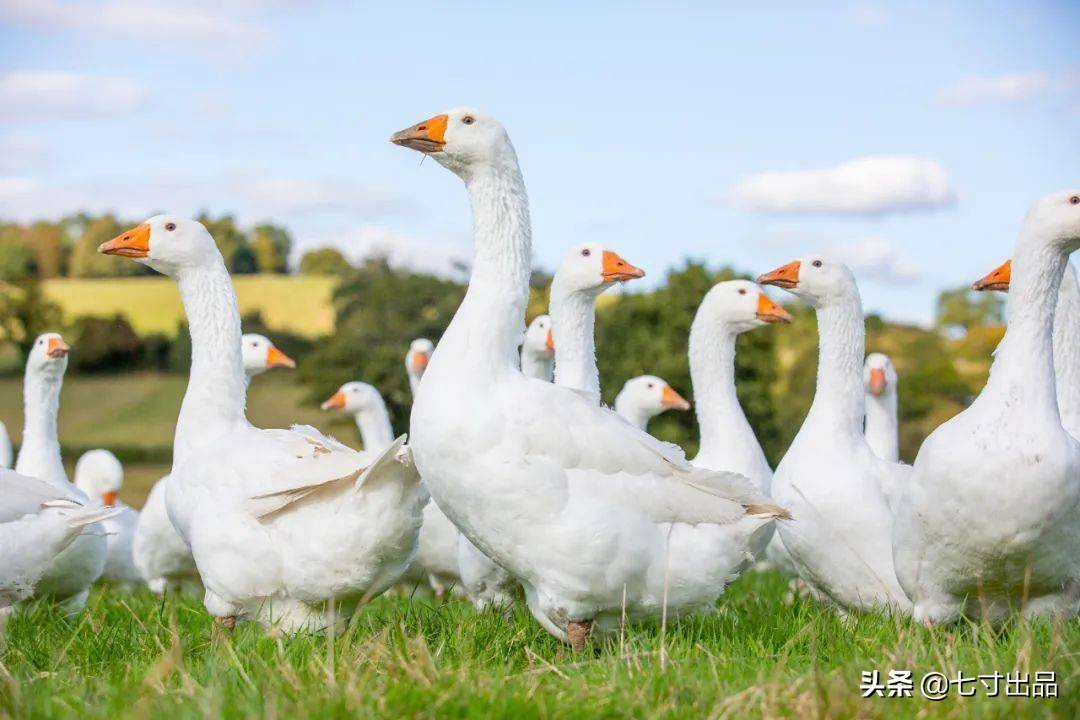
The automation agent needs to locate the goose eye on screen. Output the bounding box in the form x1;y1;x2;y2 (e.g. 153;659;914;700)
462;116;474;125
165;222;177;231
581;248;591;257
1070;195;1080;205
812;260;823;268
647;383;654;389
738;288;747;295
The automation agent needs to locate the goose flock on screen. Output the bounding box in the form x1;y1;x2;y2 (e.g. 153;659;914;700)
1;107;1077;650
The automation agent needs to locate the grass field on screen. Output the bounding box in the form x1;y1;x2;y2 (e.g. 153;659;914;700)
42;275;337;339
0;573;1074;719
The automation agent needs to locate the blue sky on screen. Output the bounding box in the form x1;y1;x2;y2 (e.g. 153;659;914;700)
1;0;1077;324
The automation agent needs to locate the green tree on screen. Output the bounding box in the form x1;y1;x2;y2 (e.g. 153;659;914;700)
299;259;465;442
19;221;68;278
68;214;148;277
197;213;255;274
0;279;63;359
0;226;37;281
935;287;1005;329
250;224;292;274
299;247;350;276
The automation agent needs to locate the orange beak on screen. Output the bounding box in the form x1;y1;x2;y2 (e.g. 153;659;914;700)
660;385;691;411
544;328;555;352
972;259;1012;293
102;491;118;507
601;250;646;283
321;391;347;410
410;351;429;373
390;114;448;153
868;367;887;396
756;293;792;324
46;336;70;358
265;345;296;369
757;261;801;290
98;223;150;258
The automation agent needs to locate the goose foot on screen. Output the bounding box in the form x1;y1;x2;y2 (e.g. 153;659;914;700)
566;619;592;652
214;615;237;630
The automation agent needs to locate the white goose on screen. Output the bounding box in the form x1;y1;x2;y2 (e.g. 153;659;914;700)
392;107;784;648
101;218;427;631
758;258;911;613
687;280;792;565
520;315;555;382
974;258;1079;440
863;353;899;463
322;380;462;598
405;338;435;395
0;421;12;469
134;334;296;595
16;333;108;614
458;242;646;610
74;449;141;587
1;470;118;644
614;376;690;431
893;191;1080;624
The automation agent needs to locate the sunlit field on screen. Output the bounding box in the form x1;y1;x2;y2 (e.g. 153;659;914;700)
1;573;1073;719
43;276;337;339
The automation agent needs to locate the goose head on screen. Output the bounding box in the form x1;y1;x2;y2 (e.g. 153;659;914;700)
616;375;691;415
757;255;858;307
522;315;555;358
27;332;70;380
321;381;383;415
972;259;1012;293
863;352;897;398
241;334;296;377
391;107;513;180
556;242;645;294
98;215;219;276
1022;190;1080;251
406;338;435;377
697;280;792;334
73;449;124;507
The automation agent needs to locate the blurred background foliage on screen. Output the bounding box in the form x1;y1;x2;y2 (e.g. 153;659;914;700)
0;212;1009;503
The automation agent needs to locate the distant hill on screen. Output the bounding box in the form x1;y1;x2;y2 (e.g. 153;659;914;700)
42;275;336;339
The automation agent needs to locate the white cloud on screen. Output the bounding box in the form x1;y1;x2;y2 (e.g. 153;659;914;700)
935;72;1068;106
0;71;145;121
849;2;889;28
239;177;407;218
830;236;921;284
303;224;471;281
730;156;954;216
0;0;268;55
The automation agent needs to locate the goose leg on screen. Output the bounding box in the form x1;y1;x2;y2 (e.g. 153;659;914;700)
566;619;592;652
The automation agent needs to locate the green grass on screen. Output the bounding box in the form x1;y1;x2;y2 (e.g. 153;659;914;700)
1;573;1074;718
43;275;337;339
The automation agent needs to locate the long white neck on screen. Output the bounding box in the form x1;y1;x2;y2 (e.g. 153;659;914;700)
354;401;394;454
1053;262;1080;437
521;349;553;382
0;420;12;469
550;284;602;401
434;158;532;378
407;370;422;396
985;236;1066;417
691;317;760;464
804;297;866;439
864;391;899;462
15;367;67;486
613;395;651;430
173;260;247;467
